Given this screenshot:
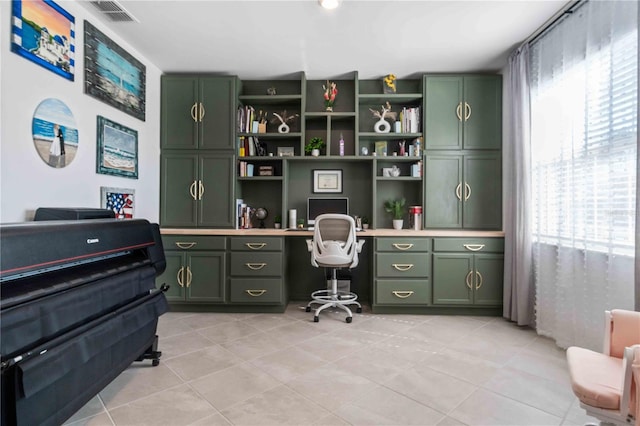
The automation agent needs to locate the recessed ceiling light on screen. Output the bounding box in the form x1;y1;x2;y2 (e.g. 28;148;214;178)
319;0;339;10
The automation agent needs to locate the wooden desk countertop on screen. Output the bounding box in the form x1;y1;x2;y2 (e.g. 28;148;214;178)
161;228;505;237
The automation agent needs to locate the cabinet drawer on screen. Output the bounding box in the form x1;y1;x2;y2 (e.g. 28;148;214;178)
230;237;283;252
375;253;430;278
433;238;503;253
230;252;283;276
375;280;431;305
162;235;226;251
230;278;283;303
375;237;430;252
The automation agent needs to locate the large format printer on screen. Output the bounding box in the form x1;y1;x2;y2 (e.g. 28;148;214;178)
0;218;169;425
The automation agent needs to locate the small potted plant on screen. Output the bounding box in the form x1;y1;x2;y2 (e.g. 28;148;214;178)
297;218;305;229
384;198;406;230
274;215;282;229
361;216;370;230
305;137;325;157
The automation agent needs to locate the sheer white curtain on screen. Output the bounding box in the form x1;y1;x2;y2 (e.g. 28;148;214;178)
529;0;637;350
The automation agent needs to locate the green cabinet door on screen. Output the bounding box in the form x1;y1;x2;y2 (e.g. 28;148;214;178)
199;77;236;151
424;76;463;150
463;154;502;229
187;251;226;302
156;251;186;301
160;153;198;227
463;76;502;150
198;154;234;228
425;154;462;228
432;253;473;305
161;76;199;150
473;254;504;306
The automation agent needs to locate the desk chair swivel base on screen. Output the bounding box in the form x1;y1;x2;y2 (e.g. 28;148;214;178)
305;268;362;323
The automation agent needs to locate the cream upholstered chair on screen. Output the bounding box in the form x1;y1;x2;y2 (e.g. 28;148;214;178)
305;214;364;323
566;309;640;426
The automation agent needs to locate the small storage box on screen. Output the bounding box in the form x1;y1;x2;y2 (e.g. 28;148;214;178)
258;166;274;176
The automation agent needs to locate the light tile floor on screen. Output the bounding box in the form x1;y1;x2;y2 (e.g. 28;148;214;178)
64;304;598;426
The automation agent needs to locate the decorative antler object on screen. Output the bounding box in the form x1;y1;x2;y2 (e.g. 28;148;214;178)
271;110;299;134
370;102;397;133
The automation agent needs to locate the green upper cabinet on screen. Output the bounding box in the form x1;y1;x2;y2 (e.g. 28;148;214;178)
424;75;502;150
161;75;237;151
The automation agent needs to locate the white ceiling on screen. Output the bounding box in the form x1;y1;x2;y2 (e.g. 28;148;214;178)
83;0;569;80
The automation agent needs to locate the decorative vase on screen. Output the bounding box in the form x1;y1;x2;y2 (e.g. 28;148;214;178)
392;219;403;230
374;118;391;133
363;224;369;230
325;105;333;112
278;123;290;134
274;223;281;229
311;149;320;157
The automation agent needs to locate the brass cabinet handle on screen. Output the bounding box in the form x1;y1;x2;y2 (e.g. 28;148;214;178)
246;289;267;297
176;267;185;287
245;243;267;250
199;102;205;122
246;263;267;270
463;244;485;251
465;182;471;201
456;102;463;121
392;264;414;271
392;290;414;299
392;243;414;251
190;103;198;122
189;181;197;200
186;267;192;287
464;102;471;121
465;271;473;290
198;180;205;200
476;271;483;290
175;242;197;249
455;183;462;201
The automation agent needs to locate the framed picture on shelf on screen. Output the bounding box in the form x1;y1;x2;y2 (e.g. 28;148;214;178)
100;186;134;219
313;169;342;193
277;146;295;157
84;20;146;121
10;0;75;81
375;141;388;156
96;116;138;179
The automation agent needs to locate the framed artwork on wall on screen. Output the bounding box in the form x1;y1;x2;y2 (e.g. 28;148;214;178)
313;169;343;193
10;0;75;81
101;186;134;219
96;115;138;179
84;20;146;121
32;98;79;168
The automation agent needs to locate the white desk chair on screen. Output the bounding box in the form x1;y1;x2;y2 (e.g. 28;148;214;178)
305;214;364;323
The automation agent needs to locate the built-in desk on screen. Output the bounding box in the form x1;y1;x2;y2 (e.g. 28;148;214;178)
159;228;505;315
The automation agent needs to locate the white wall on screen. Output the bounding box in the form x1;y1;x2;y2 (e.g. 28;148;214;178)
0;0;161;223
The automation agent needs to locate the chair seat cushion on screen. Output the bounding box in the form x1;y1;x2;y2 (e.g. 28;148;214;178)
567;346;622;410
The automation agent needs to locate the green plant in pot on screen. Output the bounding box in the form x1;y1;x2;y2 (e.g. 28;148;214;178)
384;198;406;230
361;216;370;229
305;137;325;157
274;214;282;229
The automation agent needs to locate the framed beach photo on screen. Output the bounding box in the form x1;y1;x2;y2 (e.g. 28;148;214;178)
84;20;146;121
96;116;138;179
32;98;79;168
101;186;134;219
11;0;75;81
313;169;343;193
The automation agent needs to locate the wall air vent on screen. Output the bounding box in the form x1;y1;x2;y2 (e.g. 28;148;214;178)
89;0;139;23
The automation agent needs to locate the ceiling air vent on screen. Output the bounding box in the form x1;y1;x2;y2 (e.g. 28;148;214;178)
89;0;139;23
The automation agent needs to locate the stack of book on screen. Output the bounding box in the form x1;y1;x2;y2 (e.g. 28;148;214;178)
238;161;254;177
399;107;421;133
236;200;253;229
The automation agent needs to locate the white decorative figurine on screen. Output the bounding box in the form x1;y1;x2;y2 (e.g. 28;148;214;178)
369;102;397;133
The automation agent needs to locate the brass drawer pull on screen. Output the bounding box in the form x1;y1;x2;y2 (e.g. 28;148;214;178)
464;102;471;121
175;242;197;249
465;271;473;290
463;244;485;251
392;243;414;251
198;180;205;200
189;181;197;200
246;263;267;270
176;267;184;287
190;103;198;122
186;267;192;287
476;271;483;290
392;264;414;271
199;102;205;122
245;243;267;250
392;291;414;299
464;182;471;201
456;102;463;121
455;183;462;201
246;289;267;297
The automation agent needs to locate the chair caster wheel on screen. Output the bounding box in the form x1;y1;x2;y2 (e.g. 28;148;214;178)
305;306;311;312
152;359;160;367
313;316;319;322
356;307;362;313
346;317;352;323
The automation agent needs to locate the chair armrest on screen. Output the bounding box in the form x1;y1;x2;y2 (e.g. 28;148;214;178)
356;240;364;253
306;239;313;252
620;344;640;418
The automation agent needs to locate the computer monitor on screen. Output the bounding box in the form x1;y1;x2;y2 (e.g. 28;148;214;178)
307;197;349;226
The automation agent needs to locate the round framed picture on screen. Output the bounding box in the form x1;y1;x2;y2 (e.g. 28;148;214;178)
32;98;78;168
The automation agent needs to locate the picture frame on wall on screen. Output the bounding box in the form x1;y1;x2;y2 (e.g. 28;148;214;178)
96;116;138;179
100;186;134;219
84;20;146;121
313;169;343;193
10;0;75;81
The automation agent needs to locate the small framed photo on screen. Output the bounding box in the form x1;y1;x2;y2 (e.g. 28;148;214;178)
277;146;295;157
96;116;138;179
313;169;342;193
101;187;134;219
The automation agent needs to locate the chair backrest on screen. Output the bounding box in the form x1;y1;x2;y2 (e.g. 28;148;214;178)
607;309;640;358
309;214;359;268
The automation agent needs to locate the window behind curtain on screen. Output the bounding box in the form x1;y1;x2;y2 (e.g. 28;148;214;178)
529;0;637;349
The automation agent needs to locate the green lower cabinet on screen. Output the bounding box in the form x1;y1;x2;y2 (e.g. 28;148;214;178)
375;280;431;305
157;250;226;303
230;278;283;303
